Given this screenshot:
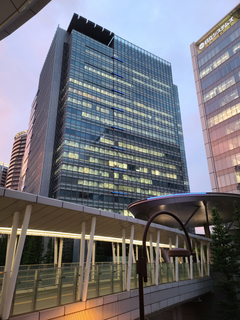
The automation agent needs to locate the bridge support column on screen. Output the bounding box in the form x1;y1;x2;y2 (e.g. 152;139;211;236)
200;241;204;277
146;245;150;263
77;222;86;301
132;246;136;263
175;234;179;282
117;242;120;264
82;217;96;302
122;229;126;290
207;242;210;276
149;233;154;284
126;225;134;291
58;238;63;268
190;239;193;279
92;241;95;265
2;204;32;320
169;237;174;280
155;231;160;285
194;240;200;276
0;211;19;317
54;238;58;266
112;242;116;263
173;305;183;320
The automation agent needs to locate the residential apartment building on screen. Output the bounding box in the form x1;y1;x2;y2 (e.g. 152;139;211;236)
0;162;9;187
6;130;27;190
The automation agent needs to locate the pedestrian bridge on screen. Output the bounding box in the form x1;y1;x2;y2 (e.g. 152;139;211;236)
1;262;212;320
0;188;212;319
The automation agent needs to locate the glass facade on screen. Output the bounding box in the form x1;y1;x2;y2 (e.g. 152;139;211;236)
24;15;189;215
191;4;240;193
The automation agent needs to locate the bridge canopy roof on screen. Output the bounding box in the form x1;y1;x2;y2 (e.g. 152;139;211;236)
0;188;209;246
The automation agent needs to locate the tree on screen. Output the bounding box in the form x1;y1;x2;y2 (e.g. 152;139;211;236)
211;206;240;319
21;236;44;265
0;235;8;266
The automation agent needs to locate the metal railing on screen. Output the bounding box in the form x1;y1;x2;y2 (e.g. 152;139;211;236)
2;262;205;316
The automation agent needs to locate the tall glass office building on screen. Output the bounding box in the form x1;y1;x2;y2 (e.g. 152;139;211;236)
191;4;240;193
21;14;189;215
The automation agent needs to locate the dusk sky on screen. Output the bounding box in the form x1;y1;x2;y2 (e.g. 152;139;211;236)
0;0;238;192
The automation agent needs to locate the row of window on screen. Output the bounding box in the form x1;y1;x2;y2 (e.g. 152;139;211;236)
64;139;179;170
75;178;183;194
68;73;174;119
205;86;239;116
64;129;181;163
198;23;240;68
66;110;179;154
214;151;240;172
67;95;176;143
61;162;178;181
204;71;240;102
60;189;138;205
202;54;240;91
200;40;240;79
212;134;240;156
208;102;240;128
210;115;240;142
67;93;174;126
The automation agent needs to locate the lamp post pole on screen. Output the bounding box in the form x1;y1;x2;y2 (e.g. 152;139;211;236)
137;210;195;320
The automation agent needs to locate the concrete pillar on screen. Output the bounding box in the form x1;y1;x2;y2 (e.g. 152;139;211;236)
112;242;116;264
77;222;86;301
82;217;96;302
190;239;193;280
200;241;204;277
175;234;179;282
155;231;160;285
0;212;19;317
169;237;173;263
54;237;58;266
58;238;63;268
146;245;150;263
127;225;134;291
132;246;136;263
2;205;32;320
122;229;126;290
92;241;96;266
207;242;210;276
117;242;120;264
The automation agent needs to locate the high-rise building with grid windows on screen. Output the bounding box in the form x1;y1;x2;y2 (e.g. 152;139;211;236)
191;4;240;194
21;14;189;215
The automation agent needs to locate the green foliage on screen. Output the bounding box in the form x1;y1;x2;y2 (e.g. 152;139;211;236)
62;239;73;263
0;235;8;266
43;238;54;264
21;236;44;265
211;205;240;319
95;242;107;262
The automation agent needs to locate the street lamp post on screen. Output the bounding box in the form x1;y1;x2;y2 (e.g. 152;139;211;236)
136;210;195;320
